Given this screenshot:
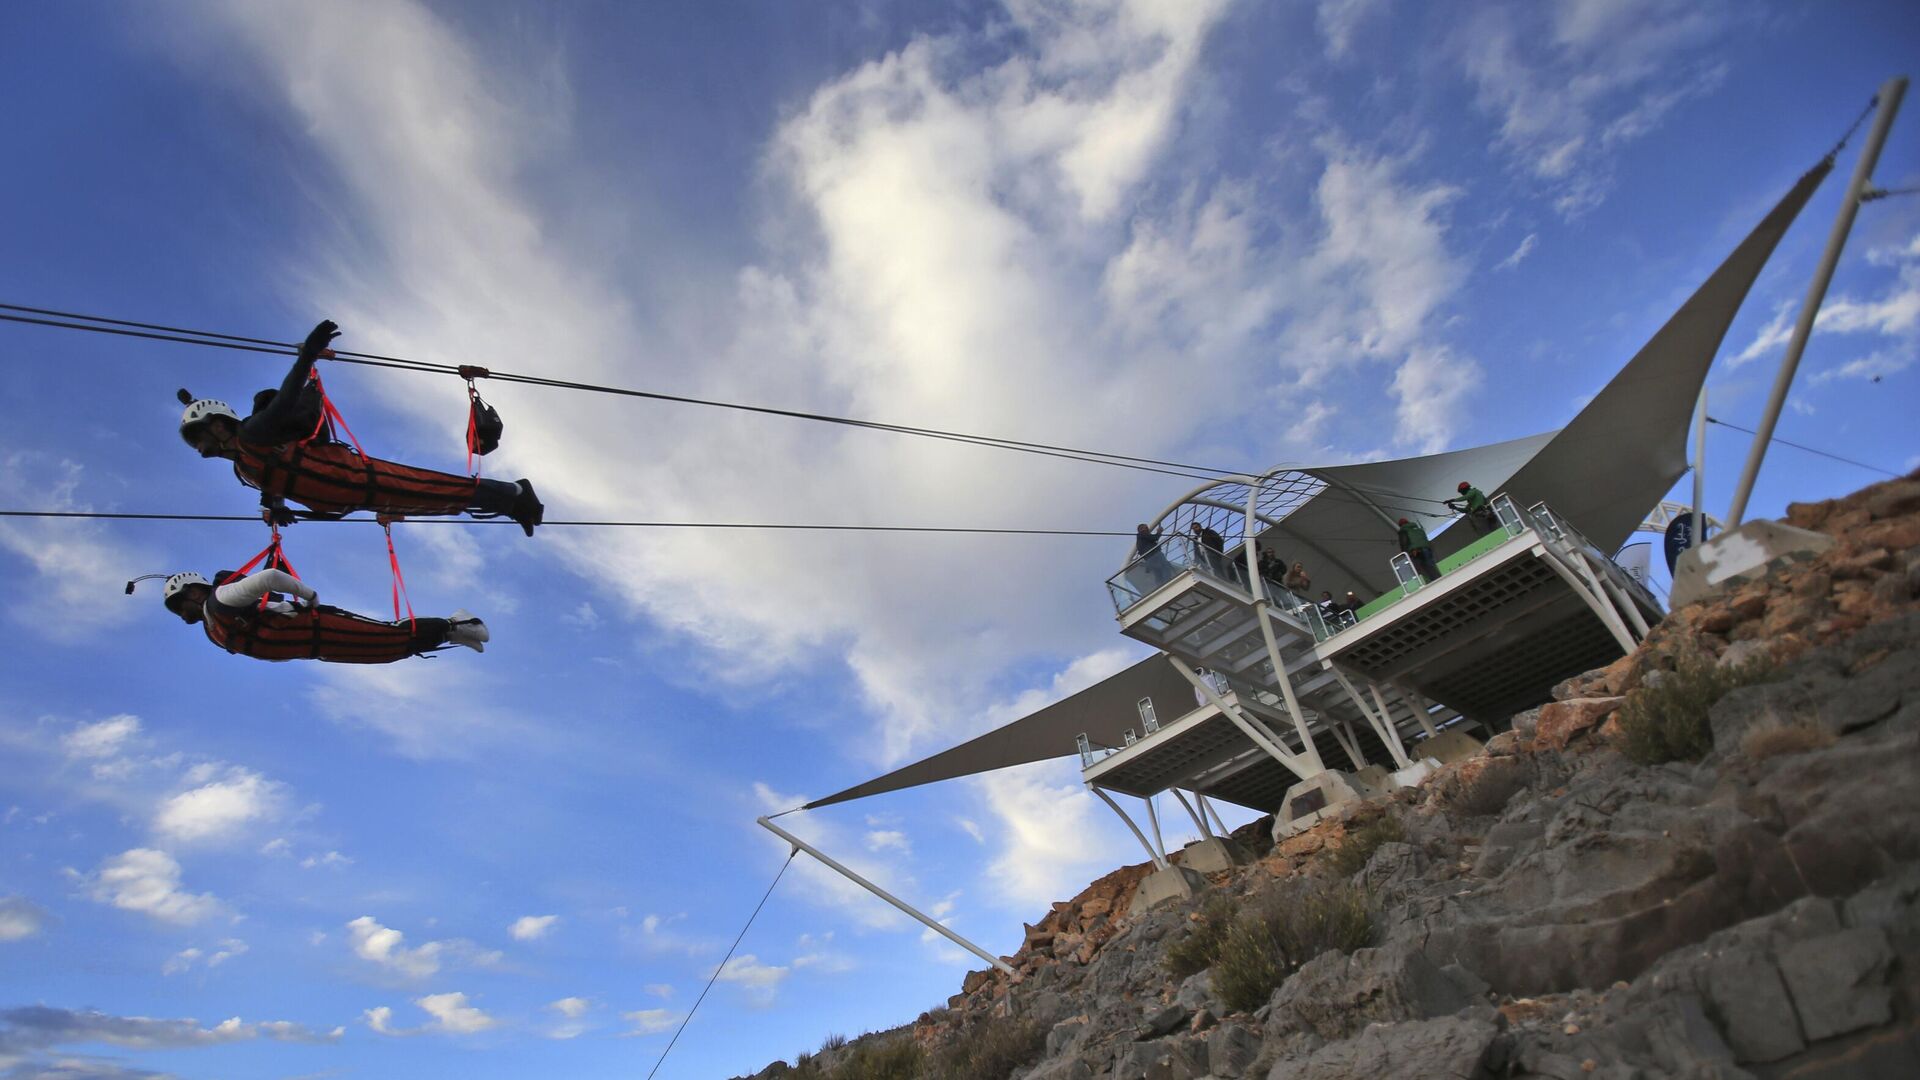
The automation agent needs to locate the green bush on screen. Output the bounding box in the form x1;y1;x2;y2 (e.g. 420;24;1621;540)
1617;651;1778;765
927;1014;1044;1080
785;1034;922;1080
1212;880;1375;1013
1165;893;1239;980
1320;814;1404;878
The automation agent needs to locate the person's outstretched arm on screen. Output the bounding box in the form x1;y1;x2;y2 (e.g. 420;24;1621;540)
213;568;316;608
238;321;339;444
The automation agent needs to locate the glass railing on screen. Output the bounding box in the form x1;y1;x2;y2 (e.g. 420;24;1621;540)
1106;534;1256;614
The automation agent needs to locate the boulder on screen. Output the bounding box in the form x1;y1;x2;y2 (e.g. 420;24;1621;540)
1777;928;1895;1041
1265;1014;1499;1080
1264;941;1481;1041
1533;696;1623;751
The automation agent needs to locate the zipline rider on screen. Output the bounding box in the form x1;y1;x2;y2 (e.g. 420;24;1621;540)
155;568;488;663
177;320;545;535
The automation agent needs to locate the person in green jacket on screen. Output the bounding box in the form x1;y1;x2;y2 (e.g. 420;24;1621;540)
1445;481;1497;535
1396;517;1441;583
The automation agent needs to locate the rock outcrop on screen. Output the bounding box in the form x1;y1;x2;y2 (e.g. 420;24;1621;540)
740;473;1920;1080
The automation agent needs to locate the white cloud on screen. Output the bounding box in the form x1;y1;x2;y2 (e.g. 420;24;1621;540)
153;767;283;843
546;996;592;1040
712;954;789;1005
309;661;532;761
162;938;248;975
976;762;1135;911
621;1008;678;1037
1494;232;1538;271
259;837;291;857
790;931;857;975
954;817;985;844
0;1006;339;1051
416;992;495;1035
562;601;601;630
345;915;498;980
509;914;559;941
1458;0;1732;216
83;849;222;925
1811;348;1913;385
60;715;141;760
1732;262;1920;368
644;983;673;998
1315;0;1386;61
0;455;163;643
301;850;353;870
0;897;51;941
863;830;910;854
1390;344;1483;453
363;1005;399;1035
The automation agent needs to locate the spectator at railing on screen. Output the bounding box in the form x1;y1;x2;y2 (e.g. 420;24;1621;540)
1341;590;1362;615
1317;590;1340;619
1257;545;1285;587
1190;521;1229;579
1132;523;1174;592
1283;560;1312;595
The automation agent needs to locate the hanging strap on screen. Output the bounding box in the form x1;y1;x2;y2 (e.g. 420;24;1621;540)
460;366;491;479
305;370;368;457
465;382;484;478
382;521;416;630
233;526;301;611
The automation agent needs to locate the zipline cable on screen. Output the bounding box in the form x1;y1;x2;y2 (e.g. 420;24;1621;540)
1706;415;1901;478
0;509;1139;537
0;304;1243;483
646;849;795;1080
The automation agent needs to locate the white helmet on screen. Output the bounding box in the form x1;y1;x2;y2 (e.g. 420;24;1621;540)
162;571;209;610
178;397;238;444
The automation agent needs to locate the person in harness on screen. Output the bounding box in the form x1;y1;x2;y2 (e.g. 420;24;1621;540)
1444;481;1497;536
177;320;544;536
1396;517;1442;584
155;568;488;663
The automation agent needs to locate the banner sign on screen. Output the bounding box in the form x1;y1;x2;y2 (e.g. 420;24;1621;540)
1663;516;1694;573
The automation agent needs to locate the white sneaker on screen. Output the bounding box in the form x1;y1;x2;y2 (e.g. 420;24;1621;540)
447;609;489;652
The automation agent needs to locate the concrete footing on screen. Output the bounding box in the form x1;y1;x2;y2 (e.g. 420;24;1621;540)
1172;836;1241;875
1274;770;1373;841
1670;520;1835;608
1413;729;1484;766
1127;864;1208;916
1389;759;1438;789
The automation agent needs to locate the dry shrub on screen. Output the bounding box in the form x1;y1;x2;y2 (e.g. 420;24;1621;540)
1165;893;1239;980
1320;814;1404;878
1617;651;1778;765
927;1014;1044;1080
787;1034;921;1080
1741;715;1835;760
1212;879;1375;1013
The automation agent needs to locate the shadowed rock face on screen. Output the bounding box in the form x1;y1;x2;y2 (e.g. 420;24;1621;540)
739;473;1920;1080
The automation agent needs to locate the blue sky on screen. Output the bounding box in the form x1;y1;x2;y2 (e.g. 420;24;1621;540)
2;1;1916;1076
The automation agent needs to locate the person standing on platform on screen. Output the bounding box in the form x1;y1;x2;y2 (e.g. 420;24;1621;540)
1396;517;1442;583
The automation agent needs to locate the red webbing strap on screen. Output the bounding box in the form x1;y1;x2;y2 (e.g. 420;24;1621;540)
465;382;482;479
306;371;368;457
234;527;300;611
383;522;416;630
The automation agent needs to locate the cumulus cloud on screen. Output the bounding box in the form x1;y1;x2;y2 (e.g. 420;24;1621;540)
620;1008;678;1037
712;954;790;1005
345;915;499;980
416;992;495;1035
0;896;51;942
153;767;283;843
60;715;142;760
863;830;910;854
162;938;247;975
545;996;592;1039
509;914;559;941
82;849;222;925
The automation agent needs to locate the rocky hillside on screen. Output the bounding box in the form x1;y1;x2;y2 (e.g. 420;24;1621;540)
741;473;1920;1080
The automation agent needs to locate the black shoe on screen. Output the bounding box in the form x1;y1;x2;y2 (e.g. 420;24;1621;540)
512;479;544;537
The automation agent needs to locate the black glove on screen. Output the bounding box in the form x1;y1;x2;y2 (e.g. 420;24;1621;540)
300;319;341;361
264;505;298;527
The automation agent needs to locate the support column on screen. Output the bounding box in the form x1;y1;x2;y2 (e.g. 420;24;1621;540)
1172;789;1213;839
1390;683;1442;738
1169;656;1310;778
1200;794;1230;838
1090;787;1169;871
1145;795;1167;862
1584;550;1652;638
1328;719;1367;771
759;816;1015;975
1537;543;1637;653
1328;665;1411;768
